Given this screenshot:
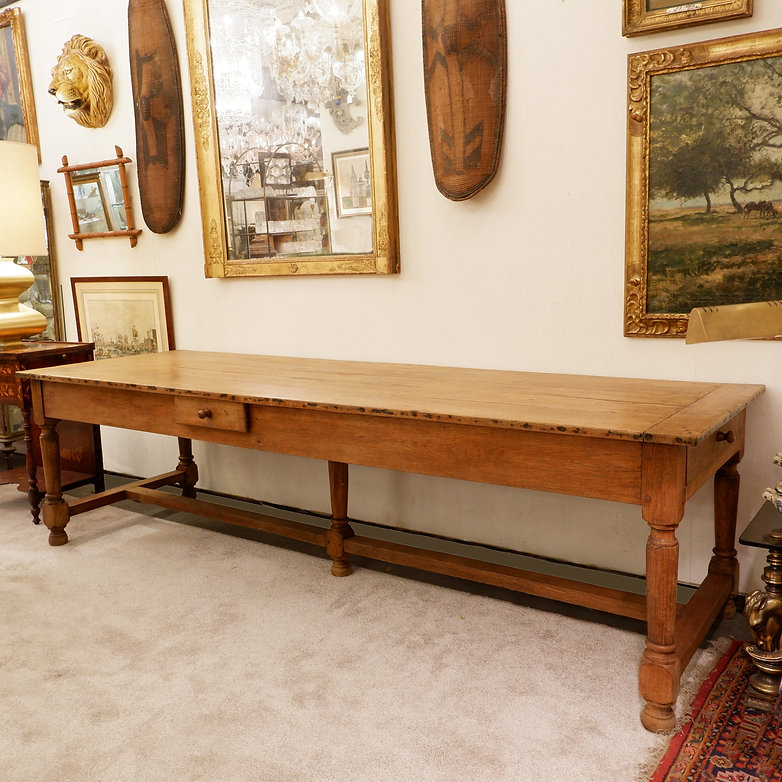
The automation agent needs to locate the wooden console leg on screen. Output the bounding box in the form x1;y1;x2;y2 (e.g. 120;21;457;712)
711;454;741;619
639;443;686;732
21;407;41;524
326;461;354;577
40;421;70;546
176;437;199;499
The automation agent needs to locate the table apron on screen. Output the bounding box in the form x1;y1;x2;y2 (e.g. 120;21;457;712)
37;382;647;503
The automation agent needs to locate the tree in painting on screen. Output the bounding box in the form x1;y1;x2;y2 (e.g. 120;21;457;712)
647;58;782;314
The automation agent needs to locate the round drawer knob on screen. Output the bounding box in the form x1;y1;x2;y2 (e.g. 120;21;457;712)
717;430;735;444
197;408;212;420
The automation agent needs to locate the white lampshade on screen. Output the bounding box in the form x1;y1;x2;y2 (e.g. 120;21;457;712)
0;141;46;257
0;140;47;348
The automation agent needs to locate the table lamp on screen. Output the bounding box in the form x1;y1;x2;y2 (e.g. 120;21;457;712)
0;140;48;349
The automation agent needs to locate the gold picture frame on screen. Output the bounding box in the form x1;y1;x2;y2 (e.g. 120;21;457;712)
181;0;399;278
625;28;782;338
622;0;752;37
0;7;38;155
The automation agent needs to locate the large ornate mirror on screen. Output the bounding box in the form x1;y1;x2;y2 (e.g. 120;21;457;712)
183;0;399;278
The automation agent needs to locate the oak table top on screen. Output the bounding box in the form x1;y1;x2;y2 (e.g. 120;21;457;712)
20;350;765;446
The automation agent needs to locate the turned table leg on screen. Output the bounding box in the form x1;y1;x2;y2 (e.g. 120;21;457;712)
21;406;42;524
711;454;741;619
327;460;354;576
639;443;686;732
40;420;70;546
176;437;199;498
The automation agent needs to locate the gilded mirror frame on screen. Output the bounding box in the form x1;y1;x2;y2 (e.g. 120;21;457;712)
182;0;399;278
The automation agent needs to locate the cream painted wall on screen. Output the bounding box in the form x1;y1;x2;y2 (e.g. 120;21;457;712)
16;0;782;592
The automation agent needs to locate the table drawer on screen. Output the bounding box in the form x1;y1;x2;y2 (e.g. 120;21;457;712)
174;397;249;432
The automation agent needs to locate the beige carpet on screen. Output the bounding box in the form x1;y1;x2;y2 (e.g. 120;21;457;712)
0;483;726;781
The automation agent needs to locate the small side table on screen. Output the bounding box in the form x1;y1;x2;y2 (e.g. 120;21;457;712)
739;500;782;709
0;341;105;523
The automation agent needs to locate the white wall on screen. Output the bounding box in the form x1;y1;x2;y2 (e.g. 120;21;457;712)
16;0;782;592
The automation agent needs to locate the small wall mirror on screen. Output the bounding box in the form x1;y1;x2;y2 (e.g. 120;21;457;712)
182;0;399;278
58;146;141;250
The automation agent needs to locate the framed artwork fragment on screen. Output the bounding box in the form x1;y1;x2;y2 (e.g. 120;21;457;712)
625;28;782;337
622;0;752;37
71;276;174;359
332;149;372;218
0;7;38;154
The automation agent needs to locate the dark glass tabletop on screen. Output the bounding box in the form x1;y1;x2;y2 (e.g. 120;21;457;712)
740;501;782;549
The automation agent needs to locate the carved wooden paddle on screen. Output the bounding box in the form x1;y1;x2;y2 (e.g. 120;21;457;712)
422;0;507;200
128;0;186;233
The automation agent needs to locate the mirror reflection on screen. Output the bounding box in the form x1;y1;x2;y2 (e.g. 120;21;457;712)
72;167;127;235
211;0;370;260
184;0;398;277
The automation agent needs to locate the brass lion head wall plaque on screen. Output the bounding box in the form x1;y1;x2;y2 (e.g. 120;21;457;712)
48;34;113;129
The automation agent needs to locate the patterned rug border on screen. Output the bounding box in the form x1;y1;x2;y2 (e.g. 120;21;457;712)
648;639;745;782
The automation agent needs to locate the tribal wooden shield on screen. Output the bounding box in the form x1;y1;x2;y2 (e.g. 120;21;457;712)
422;0;507;200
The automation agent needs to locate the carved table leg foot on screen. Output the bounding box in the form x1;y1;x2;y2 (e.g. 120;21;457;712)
40;421;70;546
327;461;354;577
177;437;199;499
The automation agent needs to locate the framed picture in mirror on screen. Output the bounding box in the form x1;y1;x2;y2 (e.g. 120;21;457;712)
333;148;371;218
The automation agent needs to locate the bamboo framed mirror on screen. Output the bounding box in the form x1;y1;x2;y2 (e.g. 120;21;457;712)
182;0;399;278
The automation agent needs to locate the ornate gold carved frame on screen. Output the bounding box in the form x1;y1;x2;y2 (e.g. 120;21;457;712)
622;0;752;37
182;0;399;278
625;28;782;337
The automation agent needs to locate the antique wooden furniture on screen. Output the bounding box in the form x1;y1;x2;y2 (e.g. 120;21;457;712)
128;0;185;234
21;351;763;732
0;341;104;522
423;0;507;200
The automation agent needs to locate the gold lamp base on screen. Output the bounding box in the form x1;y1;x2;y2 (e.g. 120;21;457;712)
0;257;47;350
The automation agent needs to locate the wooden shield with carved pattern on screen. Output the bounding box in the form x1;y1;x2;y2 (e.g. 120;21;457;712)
422;0;507;201
128;0;185;233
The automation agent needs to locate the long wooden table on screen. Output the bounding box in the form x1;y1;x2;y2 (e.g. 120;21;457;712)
21;351;764;732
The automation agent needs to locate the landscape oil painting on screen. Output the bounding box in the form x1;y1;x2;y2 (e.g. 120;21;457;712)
625;29;782;336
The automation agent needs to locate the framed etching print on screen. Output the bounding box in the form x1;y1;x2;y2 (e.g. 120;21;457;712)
333;149;372;217
0;8;38;154
625;28;782;337
623;0;752;37
71;277;174;359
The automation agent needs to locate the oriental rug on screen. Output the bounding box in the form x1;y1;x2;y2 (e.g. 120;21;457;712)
650;639;782;782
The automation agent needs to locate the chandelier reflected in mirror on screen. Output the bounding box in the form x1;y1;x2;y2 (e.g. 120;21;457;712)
210;0;365;166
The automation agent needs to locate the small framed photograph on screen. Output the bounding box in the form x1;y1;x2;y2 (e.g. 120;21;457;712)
0;7;39;154
332;148;372;217
623;0;752;37
625;28;782;337
71;276;174;359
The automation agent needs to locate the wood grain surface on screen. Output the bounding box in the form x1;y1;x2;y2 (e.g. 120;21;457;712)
422;0;507;200
128;0;185;233
20;350;764;445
